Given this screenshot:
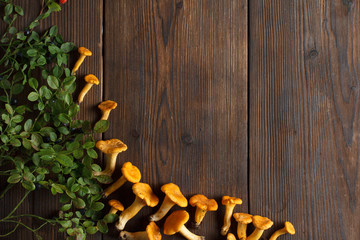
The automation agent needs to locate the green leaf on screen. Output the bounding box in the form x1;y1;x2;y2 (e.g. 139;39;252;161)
7;174;22;183
48;45;60;54
24;119;33;132
83;221;93;228
4;4;13;16
95;175;113;184
91;202;104;211
58;126;69;135
97;220;108;234
61;42;74;53
12;84;24;95
86;149;98;159
29;21;39;29
22;138;32;149
14;5;24;16
47;75;59;89
73;198;86;209
86;226;97;235
71;184;80;192
59;220;72;228
37;55;46;65
23;171;35;182
49;25;57;37
58;113;69;124
28;92;39;101
56;154;73;167
22;181;35;191
83;141;95;149
5;104;13;114
48;2;61;12
9;26;17;34
52;65;63;78
12;115;24;123
61;203;72;211
10;138;21;147
27;49;38;57
93;120;109;133
73;149;83;159
103;213;118;223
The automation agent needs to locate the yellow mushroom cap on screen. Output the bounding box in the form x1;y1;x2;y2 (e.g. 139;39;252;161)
252;215;274;230
222;196;243;205
189;194;218;211
96;139;127;154
108;199;124;211
84;74;100;85
161;183;188;207
98;100;117;111
284;221;295;235
227;233;236;240
121;162;141;183
233;213;252;224
78;47;92;56
163;210;189;235
132;183;159;207
146;222;162;240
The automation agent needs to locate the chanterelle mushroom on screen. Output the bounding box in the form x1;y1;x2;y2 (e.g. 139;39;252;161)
116;183;159;231
247;215;273;240
120;221;162;240
233;213;252;240
164;210;205;240
189;194;218;227
103;162;141;198
149;183;188;222
269;221;295;240
98;100;117;120
226;233;236;240
78;74;100;104
71;47;92;75
93;139;127;177
108;199;124;214
221;196;243;236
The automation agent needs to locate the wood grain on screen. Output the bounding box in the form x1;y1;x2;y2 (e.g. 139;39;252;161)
103;0;248;239
249;0;360;239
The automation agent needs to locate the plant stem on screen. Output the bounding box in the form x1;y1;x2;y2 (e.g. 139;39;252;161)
0;190;31;222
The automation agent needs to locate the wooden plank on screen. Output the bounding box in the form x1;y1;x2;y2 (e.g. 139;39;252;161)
103;0;247;239
0;1;103;239
249;0;360;239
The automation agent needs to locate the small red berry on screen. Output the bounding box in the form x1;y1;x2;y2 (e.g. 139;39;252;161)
59;0;67;4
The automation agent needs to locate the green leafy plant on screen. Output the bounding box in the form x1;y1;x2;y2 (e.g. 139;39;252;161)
0;1;111;239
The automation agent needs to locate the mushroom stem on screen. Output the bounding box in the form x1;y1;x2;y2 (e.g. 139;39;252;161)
109;207;119;214
247;229;264;240
93;153;118;177
103;175;127;198
78;83;94;104
194;207;207;226
119;231;148;240
72;55;86;75
116;196;146;231
149;195;175;221
101;110;111;120
179;225;205;240
221;204;236;236
237;223;247;240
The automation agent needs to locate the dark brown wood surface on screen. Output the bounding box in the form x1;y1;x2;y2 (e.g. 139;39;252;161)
1;0;360;239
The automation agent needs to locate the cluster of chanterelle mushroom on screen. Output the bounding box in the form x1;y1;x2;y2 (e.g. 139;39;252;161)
72;46;296;240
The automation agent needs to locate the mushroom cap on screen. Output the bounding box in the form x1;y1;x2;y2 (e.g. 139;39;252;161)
132;183;159;207
161;183;188;207
189;194;218;211
96;139;127;154
84;74;100;85
233;213;252;224
98;100;117;111
222;196;243;205
121;162;141;183
146;222;162;240
163;210;189;235
108;199;124;211
252;215;273;230
226;233;236;240
284;221;295;235
78;46;92;56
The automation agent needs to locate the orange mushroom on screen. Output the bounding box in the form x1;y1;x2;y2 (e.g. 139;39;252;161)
98;100;117;120
78;74;100;104
164;210;205;240
189;194;218;227
269;221;295;240
108;199;124;214
247;215;273;240
71;47;92;75
93;139;127;177
103;162;141;198
116;183;159;231
233;213;252;240
120;221;162;240
226;233;236;240
220;196;243;236
149;183;187;222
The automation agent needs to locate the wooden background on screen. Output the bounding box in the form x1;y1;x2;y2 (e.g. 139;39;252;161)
1;0;359;239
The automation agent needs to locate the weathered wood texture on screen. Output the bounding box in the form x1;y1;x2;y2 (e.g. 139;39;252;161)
102;0;248;239
249;0;360;239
